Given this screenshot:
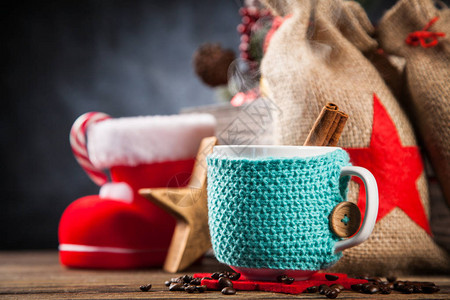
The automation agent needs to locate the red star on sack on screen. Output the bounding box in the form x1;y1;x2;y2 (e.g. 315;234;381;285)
345;94;431;235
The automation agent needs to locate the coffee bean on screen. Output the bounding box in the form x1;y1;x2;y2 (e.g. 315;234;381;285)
182;275;192;283
218;277;233;288
319;284;329;294
358;274;371;280
330;284;344;292
305;285;318;293
399;285;414;294
363;284;379;294
422;285;440;294
421;281;436;286
276;275;287;282
196;285;207;293
394;281;405;290
412;284;422;293
139;284;151;292
211;272;221;279
164;280;171;287
221;287;236;295
351;283;364;292
368;276;382;283
282;277;295;284
190;278;202;285
380;286;391;294
184;285;196;293
229;273;241;281
325;274;339;281
171;277;182;283
386;276;397;282
325;288;339;299
169;282;184;291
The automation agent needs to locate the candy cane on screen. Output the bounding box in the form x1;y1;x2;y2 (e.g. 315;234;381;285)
70;112;111;186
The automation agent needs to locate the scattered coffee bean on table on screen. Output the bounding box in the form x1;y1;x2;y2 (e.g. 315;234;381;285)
139;283;152;292
169;282;184;291
399;285;414;294
221;286;236;295
283;277;295;284
196;285;207;293
351;283;364;292
170;277;181;283
189;277;202;286
319;284;329;295
229;273;241;281
423;285;440;294
330;284;344;292
368;276;382;283
305;285;318;293
363;284;379;294
325;274;339;281
185;285;196;293
348;277;440;296
325;288;339;299
218;277;233;288
276;274;295;284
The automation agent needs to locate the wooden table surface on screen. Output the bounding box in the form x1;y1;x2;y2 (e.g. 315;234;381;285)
1;251;449;299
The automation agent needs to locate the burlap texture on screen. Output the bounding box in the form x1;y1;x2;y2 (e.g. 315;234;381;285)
377;0;450;209
261;0;450;274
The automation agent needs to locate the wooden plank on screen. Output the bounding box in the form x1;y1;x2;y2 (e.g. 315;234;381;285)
0;251;449;299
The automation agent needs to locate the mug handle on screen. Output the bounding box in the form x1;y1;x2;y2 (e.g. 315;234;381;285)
334;166;379;253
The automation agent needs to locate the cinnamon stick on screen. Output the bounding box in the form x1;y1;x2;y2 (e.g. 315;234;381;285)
304;103;338;146
303;103;348;146
327;111;348;146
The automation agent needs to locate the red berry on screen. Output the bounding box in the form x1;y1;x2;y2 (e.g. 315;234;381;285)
242;16;251;25
247;6;258;16
237;24;246;33
239;43;249;51
240;34;249;42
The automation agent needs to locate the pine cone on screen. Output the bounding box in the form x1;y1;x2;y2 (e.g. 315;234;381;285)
193;43;236;87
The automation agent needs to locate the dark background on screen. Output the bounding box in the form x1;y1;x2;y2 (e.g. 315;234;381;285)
2;0;443;250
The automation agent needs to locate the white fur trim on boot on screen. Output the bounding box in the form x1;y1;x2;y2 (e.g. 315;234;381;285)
99;182;134;203
87;114;216;168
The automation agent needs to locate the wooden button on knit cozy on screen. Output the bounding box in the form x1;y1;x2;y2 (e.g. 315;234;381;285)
329;202;361;238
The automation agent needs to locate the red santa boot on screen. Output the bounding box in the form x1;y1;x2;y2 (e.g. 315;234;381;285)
59;112;216;269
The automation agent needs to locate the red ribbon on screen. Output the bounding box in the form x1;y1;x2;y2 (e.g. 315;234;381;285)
405;16;446;48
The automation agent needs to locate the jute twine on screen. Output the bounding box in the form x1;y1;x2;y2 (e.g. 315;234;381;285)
261;0;450;274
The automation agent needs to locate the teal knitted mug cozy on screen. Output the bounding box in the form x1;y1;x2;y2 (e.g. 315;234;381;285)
207;148;351;271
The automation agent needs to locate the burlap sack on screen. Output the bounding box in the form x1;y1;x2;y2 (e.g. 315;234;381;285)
377;0;450;209
261;0;450;274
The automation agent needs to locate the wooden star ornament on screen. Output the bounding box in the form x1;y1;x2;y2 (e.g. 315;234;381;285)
139;136;218;273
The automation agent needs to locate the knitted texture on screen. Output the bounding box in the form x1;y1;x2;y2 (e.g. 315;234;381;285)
207;149;351;271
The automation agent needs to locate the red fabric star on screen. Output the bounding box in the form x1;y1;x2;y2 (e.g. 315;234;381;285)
345;94;431;235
